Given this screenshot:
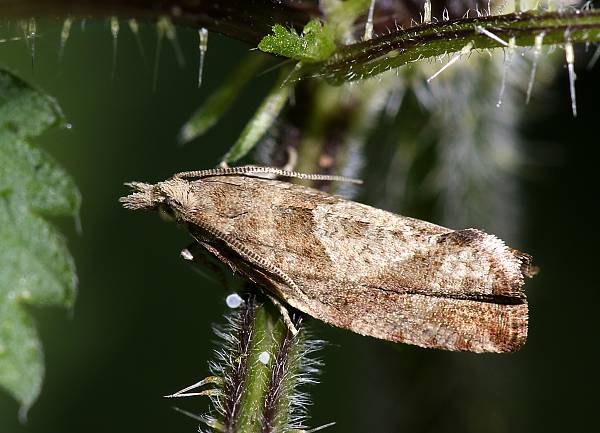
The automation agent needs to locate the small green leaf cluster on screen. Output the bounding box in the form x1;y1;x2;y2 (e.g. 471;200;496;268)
258;19;336;63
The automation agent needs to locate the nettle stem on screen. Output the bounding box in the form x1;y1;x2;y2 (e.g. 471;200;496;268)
0;0;317;45
288;10;600;84
206;291;321;433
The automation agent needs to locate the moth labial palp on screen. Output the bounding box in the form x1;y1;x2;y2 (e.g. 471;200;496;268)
120;165;537;353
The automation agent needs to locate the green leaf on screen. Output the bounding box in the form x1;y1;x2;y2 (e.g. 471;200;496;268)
320;0;372;39
221;70;290;164
179;53;267;144
258;19;336;63
0;69;79;417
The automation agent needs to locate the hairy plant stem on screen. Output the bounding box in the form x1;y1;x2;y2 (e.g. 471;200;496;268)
207;291;318;433
288;10;600;84
0;0;319;45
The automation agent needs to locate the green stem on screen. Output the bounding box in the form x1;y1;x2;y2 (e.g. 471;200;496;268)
208;291;319;433
287;10;600;84
0;0;319;45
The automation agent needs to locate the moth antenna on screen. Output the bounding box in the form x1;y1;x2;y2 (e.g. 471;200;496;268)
173;165;363;184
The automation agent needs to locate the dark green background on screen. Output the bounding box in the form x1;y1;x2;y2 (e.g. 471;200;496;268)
0;19;598;433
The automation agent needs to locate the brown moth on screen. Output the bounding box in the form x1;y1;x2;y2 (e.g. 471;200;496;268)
120;166;537;353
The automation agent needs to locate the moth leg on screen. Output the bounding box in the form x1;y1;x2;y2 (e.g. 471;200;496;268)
265;293;299;336
281;145;298;172
189;221;309;306
181;242;233;289
173;165;362;185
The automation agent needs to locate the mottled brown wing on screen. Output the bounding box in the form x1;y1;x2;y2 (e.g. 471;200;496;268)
296;281;528;353
189;237;528;353
188;176;531;353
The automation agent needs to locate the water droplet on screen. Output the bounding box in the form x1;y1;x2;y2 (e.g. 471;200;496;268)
258;351;270;365
225;293;243;308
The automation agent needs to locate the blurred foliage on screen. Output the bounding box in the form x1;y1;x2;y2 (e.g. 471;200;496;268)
0;0;598;432
0;70;79;417
179;53;268;144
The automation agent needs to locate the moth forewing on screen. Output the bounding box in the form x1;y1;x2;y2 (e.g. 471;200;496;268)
121;168;535;353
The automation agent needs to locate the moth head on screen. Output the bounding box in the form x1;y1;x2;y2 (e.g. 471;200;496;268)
120;178;196;223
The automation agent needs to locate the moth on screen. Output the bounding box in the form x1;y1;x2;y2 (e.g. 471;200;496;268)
120;165;537;353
